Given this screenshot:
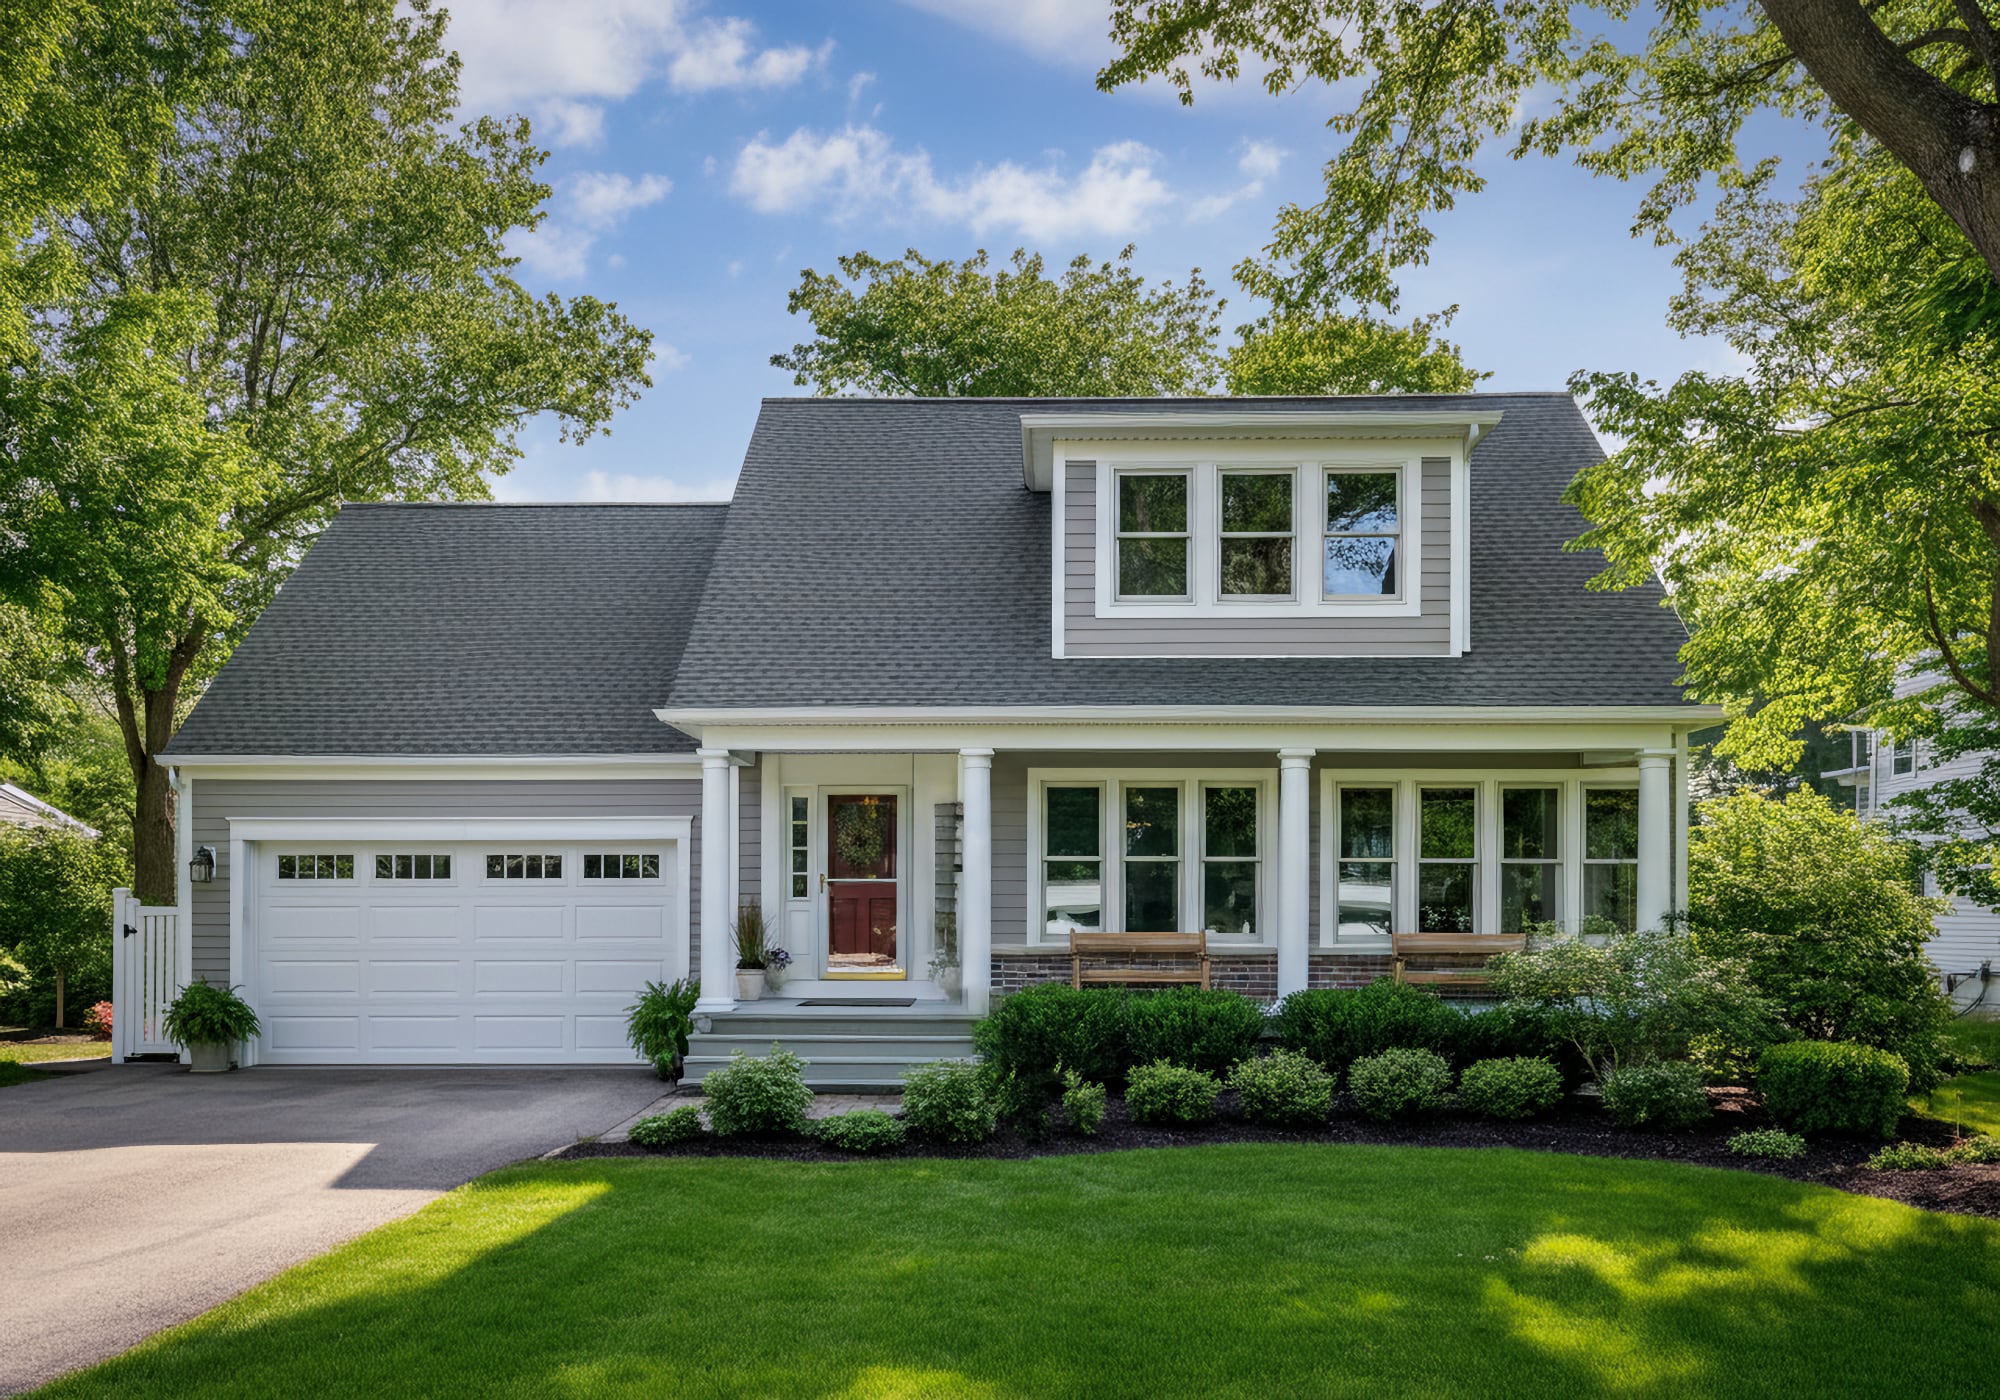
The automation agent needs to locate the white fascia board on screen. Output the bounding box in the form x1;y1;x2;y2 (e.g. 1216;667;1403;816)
659;703;1718;728
168;753;703;781
1021;409;1506;490
230;816;693;842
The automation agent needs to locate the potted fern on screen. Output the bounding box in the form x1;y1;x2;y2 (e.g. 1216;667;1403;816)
162;981;263;1073
732;900;771;1001
624;977;700;1081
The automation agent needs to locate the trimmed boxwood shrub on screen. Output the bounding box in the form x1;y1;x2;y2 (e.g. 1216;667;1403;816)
1600;1060;1710;1130
1123;987;1267;1076
1757;1040;1910;1139
627;1104;704;1146
1229;1049;1334;1127
901;1059;998;1143
1347;1047;1453;1121
1125;1060;1222;1125
1727;1127;1807;1160
1274;981;1463;1075
1456;1001;1595;1083
701;1045;814;1136
1866;1136;2000;1170
814;1109;907;1154
1457;1056;1565;1121
972;983;1129;1087
1061;1068;1107;1136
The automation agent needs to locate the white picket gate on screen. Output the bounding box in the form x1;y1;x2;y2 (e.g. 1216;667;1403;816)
111;887;187;1062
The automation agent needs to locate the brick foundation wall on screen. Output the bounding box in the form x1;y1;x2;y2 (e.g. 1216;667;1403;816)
991;950;1395;1004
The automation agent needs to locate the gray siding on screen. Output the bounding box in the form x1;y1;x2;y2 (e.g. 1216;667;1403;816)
189;775;708;984
1062;457;1455;656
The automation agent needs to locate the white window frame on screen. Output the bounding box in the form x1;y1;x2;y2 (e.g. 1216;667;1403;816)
1317;769;1644;947
372;852;455;883
1027;768;1273;948
1086;441;1433;621
481;851;568;883
1580;785;1642;933
1215;466;1298;601
1328;782;1399;944
275;852;355;881
1198;780;1264;939
1111;466;1194;603
1892;738;1917;777
581;852;663;880
1497;784;1562;933
1320;464;1406;604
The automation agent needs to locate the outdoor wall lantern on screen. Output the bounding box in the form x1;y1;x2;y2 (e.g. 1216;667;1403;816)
189;845;217;884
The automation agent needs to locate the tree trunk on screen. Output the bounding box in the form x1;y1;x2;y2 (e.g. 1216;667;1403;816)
1758;0;2000;285
133;757;176;906
55;965;66;1030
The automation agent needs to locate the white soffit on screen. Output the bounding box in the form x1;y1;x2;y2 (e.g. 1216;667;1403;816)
1019;410;1506;490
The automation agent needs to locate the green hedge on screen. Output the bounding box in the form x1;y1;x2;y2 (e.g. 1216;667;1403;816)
1272;982;1464;1075
972;983;1264;1086
1757;1040;1910;1139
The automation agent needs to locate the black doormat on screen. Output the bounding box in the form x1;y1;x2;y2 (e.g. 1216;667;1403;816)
796;998;918;1008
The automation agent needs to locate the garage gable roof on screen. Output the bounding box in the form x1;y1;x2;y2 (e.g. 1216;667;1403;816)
167;502;727;757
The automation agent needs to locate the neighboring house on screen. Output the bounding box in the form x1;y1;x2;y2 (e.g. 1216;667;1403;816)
1824;712;1999;1013
159;394;1714;1083
0;782;99;838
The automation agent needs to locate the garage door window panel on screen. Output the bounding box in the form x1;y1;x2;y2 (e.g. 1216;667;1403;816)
278;854;354;880
375;853;453;881
583;853;660;879
486;853;564;880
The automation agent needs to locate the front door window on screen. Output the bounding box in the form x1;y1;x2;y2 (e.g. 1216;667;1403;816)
826;794;900;976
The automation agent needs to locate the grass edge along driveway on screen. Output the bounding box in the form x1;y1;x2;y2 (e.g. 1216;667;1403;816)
37;1144;2000;1399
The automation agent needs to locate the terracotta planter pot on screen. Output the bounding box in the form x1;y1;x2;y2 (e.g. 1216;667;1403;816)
735;968;766;1001
188;1042;233;1073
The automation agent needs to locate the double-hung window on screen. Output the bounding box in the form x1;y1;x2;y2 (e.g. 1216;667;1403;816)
1892;739;1917;777
1115;472;1190;598
1201;785;1259;937
1122;786;1181;931
1582;790;1639;932
1499;787;1560;932
1042;786;1104;939
1323;469;1401;598
1335;787;1396;939
1416;787;1477;932
1218;470;1293;598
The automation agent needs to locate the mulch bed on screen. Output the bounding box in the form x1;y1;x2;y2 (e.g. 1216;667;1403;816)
557;1086;2000;1220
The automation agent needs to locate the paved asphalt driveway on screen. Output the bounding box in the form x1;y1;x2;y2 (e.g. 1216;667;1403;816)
0;1062;666;1394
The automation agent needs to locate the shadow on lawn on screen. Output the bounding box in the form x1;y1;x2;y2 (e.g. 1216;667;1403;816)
41;1146;2000;1399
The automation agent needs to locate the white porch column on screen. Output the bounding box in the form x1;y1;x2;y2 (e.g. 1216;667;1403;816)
1636;750;1673;933
696;749;735;1011
1276;749;1314;996
959;749;994;1015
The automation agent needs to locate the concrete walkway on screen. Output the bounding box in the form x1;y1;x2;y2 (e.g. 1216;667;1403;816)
0;1061;664;1395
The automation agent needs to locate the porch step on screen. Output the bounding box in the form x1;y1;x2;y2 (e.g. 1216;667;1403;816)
686;1004;980;1090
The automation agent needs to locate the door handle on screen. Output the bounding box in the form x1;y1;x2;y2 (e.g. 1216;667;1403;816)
819;872;827;893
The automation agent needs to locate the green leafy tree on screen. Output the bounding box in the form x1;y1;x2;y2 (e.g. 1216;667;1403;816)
773;246;1223;397
1225;311;1486;395
0;824;128;1028
1101;2;2000;313
1687;789;1953;1089
0;0;654;901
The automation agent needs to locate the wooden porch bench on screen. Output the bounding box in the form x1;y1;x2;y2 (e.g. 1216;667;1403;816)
1069;932;1211;990
1391;933;1526;992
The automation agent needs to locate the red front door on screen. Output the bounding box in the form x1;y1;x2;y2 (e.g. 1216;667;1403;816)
826;794;899;974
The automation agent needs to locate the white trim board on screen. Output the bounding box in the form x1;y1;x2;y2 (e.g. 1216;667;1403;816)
229;817;692;842
170;756;704;782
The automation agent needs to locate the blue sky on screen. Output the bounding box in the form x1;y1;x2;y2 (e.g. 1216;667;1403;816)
446;1;1828;502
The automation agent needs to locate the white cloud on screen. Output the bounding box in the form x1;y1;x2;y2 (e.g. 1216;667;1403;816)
531;99;606;148
580;470;737;502
891;0;1108;62
448;1;829;111
1188;139;1285;220
730;125;1174;240
655;342;692;371
511;171;672;278
848;71;876;105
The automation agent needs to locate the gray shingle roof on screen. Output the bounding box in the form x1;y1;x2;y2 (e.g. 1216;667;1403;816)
663;394;1692;710
167;503;727;756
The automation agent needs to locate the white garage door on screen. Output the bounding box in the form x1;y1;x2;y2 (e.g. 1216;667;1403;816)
252;840;680;1064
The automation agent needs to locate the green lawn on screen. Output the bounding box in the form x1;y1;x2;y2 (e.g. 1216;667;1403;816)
37;1146;2000;1399
0;1041;110;1065
1912;1019;2000;1135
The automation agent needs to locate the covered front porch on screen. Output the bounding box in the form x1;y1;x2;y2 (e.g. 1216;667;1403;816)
679;712;1700;1061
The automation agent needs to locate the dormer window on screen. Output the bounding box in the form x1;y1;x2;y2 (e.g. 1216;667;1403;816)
1323;470;1400;598
1219;470;1294;598
1115;471;1191;598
